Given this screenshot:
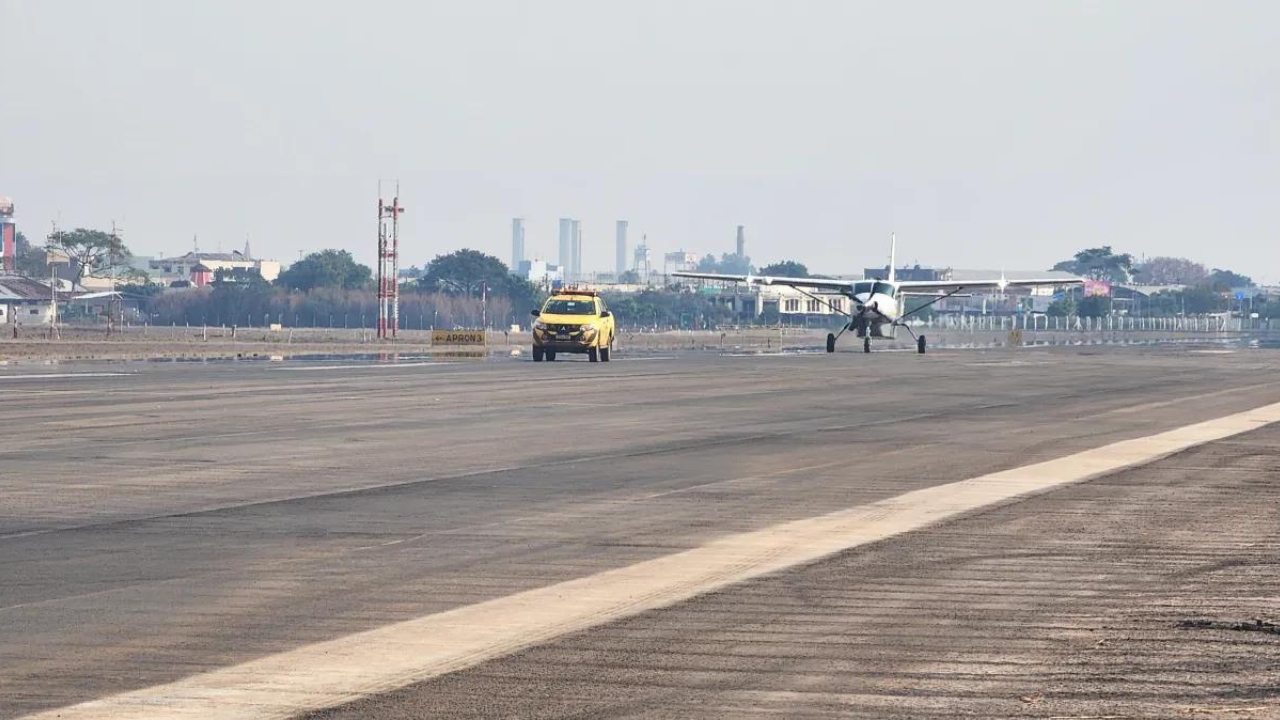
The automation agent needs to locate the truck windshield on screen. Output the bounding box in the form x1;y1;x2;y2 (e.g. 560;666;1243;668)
544;299;597;315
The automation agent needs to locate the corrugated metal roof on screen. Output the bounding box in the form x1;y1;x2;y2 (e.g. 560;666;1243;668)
157;251;246;263
0;276;55;301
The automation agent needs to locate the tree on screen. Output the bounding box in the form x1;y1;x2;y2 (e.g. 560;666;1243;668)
278;250;371;291
1076;295;1110;318
717;252;752;275
420;249;511;296
14;231;48;278
1135;256;1207;285
45;227;132;287
617;269;641;284
1204;268;1251;292
1046;295;1076;317
211;268;273;325
418;249;540;312
758;261;809;278
604;288;736;329
1051;246;1134;282
1182;286;1226;314
695;252;753;275
213;267;268;286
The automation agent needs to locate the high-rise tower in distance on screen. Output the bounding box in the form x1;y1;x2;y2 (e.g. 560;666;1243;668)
570;220;581;282
558;218;573;276
511;218;526;270
615;220;629;277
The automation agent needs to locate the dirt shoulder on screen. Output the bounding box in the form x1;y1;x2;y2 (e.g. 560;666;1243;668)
306;424;1280;720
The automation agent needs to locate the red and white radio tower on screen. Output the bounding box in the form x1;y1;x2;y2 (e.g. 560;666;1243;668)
376;186;405;339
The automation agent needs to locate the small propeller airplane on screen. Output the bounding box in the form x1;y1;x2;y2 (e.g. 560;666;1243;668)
673;234;1084;354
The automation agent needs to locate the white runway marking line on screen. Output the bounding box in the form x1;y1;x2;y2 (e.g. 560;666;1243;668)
22;399;1280;720
0;372;131;381
275;362;440;371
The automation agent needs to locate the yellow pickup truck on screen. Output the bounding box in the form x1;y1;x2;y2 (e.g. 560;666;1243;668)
530;291;616;362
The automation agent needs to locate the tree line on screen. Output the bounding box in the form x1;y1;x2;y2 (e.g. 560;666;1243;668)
17;227;1272;326
138;249;544;329
1048;246;1270;317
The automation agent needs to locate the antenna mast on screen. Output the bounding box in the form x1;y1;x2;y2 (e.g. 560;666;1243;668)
376;184;405;339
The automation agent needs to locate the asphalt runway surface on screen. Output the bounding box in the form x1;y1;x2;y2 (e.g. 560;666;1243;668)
2;346;1279;718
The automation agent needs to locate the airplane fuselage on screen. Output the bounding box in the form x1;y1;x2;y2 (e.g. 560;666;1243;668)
847;280;900;327
672;234;1082;355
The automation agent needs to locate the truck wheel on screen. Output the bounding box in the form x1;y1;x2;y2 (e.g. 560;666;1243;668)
546;350;556;361
600;345;611;362
533;346;544;362
588;347;599;362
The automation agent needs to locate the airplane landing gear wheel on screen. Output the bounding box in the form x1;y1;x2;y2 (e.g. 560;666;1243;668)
826;333;836;353
533;346;544;362
863;337;872;354
918;335;927;354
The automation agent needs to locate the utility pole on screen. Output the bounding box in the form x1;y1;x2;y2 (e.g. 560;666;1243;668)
49;221;61;338
108;220;122;335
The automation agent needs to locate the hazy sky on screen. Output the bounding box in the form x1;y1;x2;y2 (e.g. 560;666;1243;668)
4;1;1277;279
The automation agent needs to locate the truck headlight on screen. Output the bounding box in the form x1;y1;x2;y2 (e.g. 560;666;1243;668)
534;321;548;330
579;324;594;332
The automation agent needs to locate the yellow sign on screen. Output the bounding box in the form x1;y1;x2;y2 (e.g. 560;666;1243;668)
432;329;486;346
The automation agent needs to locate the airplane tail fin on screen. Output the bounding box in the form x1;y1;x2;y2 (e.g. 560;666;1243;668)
888;233;897;283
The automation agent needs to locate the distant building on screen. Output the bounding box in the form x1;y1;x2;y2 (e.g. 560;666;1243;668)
697;284;848;322
863;265;952;282
0;275;55;326
190;264;214;288
558;219;574;280
571;220;582;282
511;218;526;271
516;259;564;287
615;220;629;276
133;250;281;286
735;225;746;259
664;251;700;274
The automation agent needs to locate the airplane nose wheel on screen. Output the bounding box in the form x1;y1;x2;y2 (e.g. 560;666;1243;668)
826;333;836;353
918;335;927;354
863;337;871;354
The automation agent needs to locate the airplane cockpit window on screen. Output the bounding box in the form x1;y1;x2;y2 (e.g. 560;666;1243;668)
872;282;897;297
853;282;874;295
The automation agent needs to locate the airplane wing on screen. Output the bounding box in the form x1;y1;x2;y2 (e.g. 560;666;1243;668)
896;277;1084;294
672;271;852;293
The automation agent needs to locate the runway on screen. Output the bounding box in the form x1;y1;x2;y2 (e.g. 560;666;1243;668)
3;347;1280;718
